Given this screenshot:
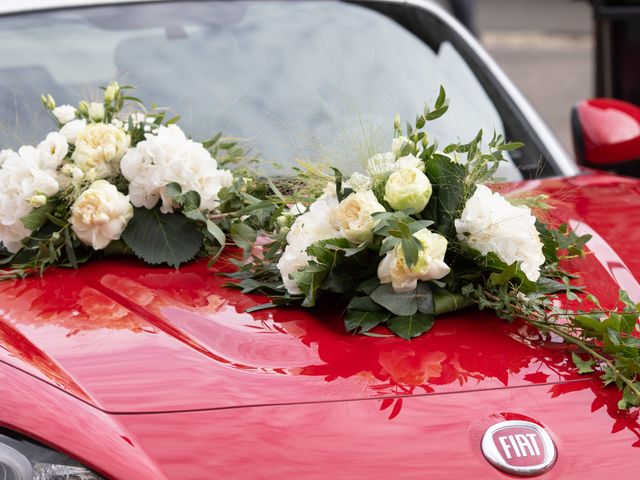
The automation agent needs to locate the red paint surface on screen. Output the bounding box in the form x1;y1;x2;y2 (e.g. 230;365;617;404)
1;171;640;478
576;98;640;165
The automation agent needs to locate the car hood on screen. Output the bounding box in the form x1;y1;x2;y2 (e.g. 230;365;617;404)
0;171;639;414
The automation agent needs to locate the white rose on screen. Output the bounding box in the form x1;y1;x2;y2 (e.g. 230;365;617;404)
37;132;68;170
0;148;59;253
395;154;425;172
391;136;414;157
88;102;105;122
335;190;385;244
72;123;130;178
60;119;87;145
378;228;450;292
70;180;133;250
121;125;232;213
384;167;433;212
277;186;341;294
455;185;545;282
345;172;372;192
52;104;77;124
366;152;396;178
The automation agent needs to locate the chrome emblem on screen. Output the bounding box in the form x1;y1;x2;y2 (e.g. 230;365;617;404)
481;420;556;476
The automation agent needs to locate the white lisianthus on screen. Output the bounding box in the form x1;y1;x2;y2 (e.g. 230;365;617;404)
28;195;47;208
104;82;119;103
88;102;105;122
366;152;396;178
120;125;233;213
72;123;130;178
37;132;68;170
391;136;414;157
384;167;433;212
0;148;59;252
335;190;385;244
395;154;425;172
52;104;77;124
378;228;450;292
60;119;87;145
70;180;133;250
345;172;372;192
277;186;341;294
454;185;545;282
61;164;85;182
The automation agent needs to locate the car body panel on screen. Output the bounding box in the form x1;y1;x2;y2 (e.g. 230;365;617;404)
0;171;639;417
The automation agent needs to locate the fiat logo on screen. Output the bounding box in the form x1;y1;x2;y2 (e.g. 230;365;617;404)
481;420;556;476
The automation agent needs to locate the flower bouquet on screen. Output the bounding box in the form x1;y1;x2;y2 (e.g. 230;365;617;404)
0;83;264;278
230;87;640;409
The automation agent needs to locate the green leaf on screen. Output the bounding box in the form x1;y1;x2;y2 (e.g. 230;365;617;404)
344;309;389;334
21;203;55;231
571;352;595;374
122;207;203;267
230;223;256;252
370;282;433;317
423;154;465;237
387;312;434;340
205;220;226;246
490;261;520;285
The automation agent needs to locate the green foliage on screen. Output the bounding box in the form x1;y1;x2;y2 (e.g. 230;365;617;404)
122;207;202;268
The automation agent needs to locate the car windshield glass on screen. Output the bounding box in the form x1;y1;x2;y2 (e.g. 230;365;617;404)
0;1;549;180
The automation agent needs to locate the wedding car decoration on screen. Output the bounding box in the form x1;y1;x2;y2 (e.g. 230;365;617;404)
0;83;265;277
229;87;640;409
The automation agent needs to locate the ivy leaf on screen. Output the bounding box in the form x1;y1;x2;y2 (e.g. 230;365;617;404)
230;223;256;253
122;207;202;267
387;312;434;340
571;352;595;374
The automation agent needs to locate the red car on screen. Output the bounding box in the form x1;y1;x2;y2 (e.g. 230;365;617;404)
1;1;640;479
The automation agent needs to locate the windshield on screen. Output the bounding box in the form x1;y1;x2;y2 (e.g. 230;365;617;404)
0;0;554;180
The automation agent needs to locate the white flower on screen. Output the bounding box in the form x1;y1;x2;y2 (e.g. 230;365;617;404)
37;132;68;170
121;125;232;213
0;148;59;253
88;102;105;122
0;149;15;166
104;82;119;103
395;154;425;172
391;136;414;157
454;185;545;282
60;119;87;145
378;228;450;292
345;172;372;192
366;152;396;178
384;167;433;212
335;190;385;244
52;104;77;124
125;112;146;126
277;186;341;294
72;123;130;178
28;194;47;208
70;180;133;250
61;164;85;182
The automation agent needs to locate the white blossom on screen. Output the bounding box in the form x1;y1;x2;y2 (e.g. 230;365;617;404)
72;123;130;178
395;154;425;172
52;104;77;124
378;228;450;292
37;132;68;170
70;180;133;250
88;102;105;122
455;185;545;282
384;167;433;212
120;125;233;213
60;119;87;145
0;148;59;252
335;190;385;244
277;186;341;294
366;152;396;178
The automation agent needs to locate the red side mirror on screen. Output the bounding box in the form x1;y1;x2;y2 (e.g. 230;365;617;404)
572;98;640;171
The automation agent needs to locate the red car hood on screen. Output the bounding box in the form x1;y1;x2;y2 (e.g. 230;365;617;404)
0;172;639;414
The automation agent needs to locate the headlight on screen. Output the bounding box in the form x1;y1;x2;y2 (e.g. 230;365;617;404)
0;429;104;480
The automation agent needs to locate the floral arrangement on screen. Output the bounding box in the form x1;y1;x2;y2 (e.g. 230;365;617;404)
0;83;268;277
229;87;640;409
